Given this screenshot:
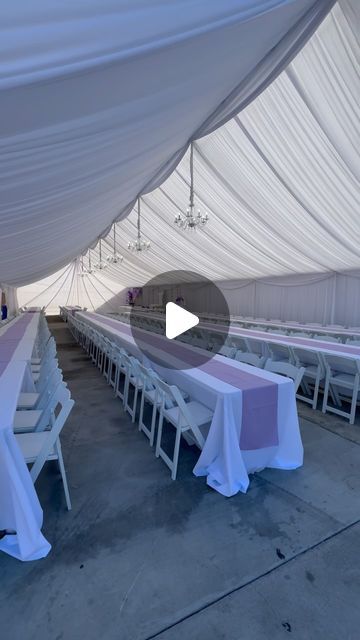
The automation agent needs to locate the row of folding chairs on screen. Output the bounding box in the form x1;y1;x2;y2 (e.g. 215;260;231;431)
69;316;213;481
14;318;74;510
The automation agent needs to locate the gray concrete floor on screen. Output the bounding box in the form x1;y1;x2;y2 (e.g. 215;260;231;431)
1;318;360;640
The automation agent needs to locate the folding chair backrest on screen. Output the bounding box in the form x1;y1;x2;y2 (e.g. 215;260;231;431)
219;345;236;359
292;347;323;370
264;359;305;393
323;354;360;377
30;386;74;482
267;342;293;362
235;351;264;368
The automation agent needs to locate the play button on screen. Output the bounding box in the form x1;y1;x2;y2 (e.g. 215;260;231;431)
129;270;230;370
165;303;199;340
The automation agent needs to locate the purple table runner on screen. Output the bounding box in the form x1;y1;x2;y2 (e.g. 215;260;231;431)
82;312;279;450
0;314;35;377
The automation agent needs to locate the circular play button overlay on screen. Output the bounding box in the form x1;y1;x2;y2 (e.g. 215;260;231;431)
129;270;230;370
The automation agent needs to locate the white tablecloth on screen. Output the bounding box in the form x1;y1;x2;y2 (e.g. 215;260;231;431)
77;312;303;496
0;361;51;560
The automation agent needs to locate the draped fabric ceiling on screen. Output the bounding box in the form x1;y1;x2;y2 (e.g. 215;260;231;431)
1;0;337;289
16;0;360;314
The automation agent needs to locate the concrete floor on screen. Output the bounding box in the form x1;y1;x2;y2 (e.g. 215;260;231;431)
1;318;360;640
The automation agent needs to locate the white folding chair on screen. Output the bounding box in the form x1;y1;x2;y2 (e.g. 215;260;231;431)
322;355;360;424
266;342;294;364
123;355;143;422
138;364;161;446
264;359;305;393
17;365;63;411
155;379;213;480
292;348;325;409
235;351;265;368
15;386;74;510
218;345;236;359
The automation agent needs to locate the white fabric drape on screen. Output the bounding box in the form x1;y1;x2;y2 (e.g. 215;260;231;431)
17;266;360;327
0;0;334;286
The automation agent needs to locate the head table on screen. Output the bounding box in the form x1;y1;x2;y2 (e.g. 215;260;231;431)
76;311;303;497
0;312;51;561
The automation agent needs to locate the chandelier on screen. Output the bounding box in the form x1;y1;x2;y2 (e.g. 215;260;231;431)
107;223;124;264
128;198;151;252
174;142;209;230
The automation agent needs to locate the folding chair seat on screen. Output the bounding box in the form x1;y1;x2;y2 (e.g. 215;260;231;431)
154;379;213;480
292;348;325;409
15;386;74;510
322;355;360;424
235;351;265;368
264;359;305;393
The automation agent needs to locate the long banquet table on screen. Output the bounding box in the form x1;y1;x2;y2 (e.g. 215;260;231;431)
0;312;51;561
115;306;360;339
76;311;303;497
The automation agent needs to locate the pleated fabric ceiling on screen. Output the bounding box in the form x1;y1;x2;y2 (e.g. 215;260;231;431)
1;0;335;287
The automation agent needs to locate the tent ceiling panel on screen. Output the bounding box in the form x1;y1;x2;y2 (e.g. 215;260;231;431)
0;0;335;286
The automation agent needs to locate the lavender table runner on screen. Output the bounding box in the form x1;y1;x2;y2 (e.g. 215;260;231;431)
83;312;279;450
0;313;35;365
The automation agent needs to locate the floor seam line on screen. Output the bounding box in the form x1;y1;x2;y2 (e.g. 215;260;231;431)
143;517;360;640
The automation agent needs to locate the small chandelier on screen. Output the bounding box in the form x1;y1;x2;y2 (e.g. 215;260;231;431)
174;142;209;230
128;198;151;252
78;252;94;276
94;239;108;270
107;223;124;264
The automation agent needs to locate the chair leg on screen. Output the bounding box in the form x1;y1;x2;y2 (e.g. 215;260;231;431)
322;375;330;414
155;412;164;458
312;373;321;410
350;376;359;425
149;402;158;447
171;426;182;481
55;439;72;511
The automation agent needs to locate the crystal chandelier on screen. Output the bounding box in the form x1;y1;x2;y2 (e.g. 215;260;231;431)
128;198;151;252
94;239;108;270
78;253;94;276
107;223;124;264
174;142;209;230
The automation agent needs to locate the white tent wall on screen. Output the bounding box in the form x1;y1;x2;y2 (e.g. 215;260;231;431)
16;261;127;316
135;270;360;326
0;284;18;316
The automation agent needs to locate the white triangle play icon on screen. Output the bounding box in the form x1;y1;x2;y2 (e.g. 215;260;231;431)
165;302;199;340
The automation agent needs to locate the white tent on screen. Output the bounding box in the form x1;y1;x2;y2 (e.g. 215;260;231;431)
16;0;360;324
